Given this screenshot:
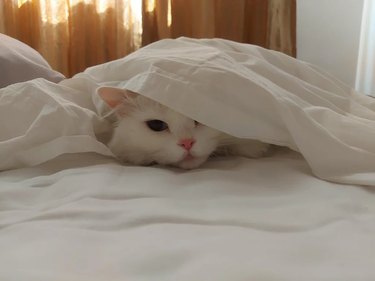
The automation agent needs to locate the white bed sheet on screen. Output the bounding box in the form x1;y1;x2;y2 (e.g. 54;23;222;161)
1;150;375;281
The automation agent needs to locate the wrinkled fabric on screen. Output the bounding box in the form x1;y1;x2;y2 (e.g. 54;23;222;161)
84;37;375;185
0;78;112;170
1;37;375;185
1;152;375;281
0;34;64;88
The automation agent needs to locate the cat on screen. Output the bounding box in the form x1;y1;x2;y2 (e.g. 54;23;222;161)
98;87;270;169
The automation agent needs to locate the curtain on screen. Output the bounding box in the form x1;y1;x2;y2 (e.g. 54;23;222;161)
0;0;295;77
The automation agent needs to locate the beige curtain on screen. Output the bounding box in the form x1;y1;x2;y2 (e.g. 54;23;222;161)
0;0;295;77
144;0;296;56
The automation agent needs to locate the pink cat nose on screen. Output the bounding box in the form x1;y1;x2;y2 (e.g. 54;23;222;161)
178;138;195;151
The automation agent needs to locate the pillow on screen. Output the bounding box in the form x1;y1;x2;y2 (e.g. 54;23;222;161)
0;33;65;88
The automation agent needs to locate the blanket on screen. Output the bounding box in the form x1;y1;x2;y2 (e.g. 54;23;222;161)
1;37;375;185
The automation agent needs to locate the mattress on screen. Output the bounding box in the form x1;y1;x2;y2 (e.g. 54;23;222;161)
1;150;375;280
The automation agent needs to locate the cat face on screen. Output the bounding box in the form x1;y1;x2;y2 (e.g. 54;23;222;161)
99;87;222;169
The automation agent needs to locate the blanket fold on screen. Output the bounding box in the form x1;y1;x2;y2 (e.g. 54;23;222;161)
1;37;375;185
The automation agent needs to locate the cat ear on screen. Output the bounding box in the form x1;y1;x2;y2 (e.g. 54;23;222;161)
98;87;137;109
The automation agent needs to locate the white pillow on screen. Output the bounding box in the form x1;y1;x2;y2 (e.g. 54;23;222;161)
0;33;65;88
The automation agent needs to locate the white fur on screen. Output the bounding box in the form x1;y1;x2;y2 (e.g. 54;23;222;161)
99;88;270;169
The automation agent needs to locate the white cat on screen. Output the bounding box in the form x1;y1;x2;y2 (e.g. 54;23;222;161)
99;87;270;169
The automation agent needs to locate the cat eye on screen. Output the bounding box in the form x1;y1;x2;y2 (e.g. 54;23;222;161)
146;119;169;132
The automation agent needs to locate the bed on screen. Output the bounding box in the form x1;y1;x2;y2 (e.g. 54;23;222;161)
1;35;375;280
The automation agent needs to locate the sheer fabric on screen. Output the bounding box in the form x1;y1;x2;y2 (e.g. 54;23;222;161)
0;0;295;77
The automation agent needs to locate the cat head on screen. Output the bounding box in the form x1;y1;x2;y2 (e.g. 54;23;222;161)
98;87;222;169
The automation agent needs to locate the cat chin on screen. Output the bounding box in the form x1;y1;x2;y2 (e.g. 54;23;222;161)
173;155;208;169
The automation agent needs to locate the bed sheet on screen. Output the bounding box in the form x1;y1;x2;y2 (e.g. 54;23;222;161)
1;150;375;281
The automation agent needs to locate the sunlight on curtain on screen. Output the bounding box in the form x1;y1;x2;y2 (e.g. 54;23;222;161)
123;0;142;48
167;0;172;27
1;0;144;76
1;0;296;77
145;0;155;13
36;0;143;47
96;0;115;13
39;0;68;24
38;0;142;36
17;0;31;8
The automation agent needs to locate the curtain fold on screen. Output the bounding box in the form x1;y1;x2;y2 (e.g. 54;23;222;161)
0;0;295;77
143;0;296;55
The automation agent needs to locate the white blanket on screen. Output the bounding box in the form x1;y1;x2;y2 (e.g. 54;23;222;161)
1;151;375;281
1;37;375;185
